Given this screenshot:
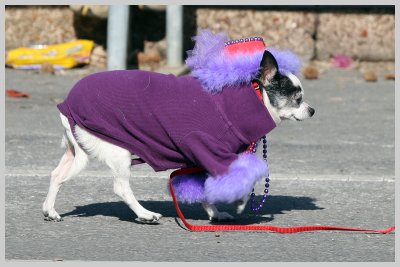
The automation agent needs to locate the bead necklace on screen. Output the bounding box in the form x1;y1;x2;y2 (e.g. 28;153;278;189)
245;135;270;212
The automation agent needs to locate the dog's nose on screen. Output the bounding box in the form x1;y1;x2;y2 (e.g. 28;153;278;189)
308;107;315;117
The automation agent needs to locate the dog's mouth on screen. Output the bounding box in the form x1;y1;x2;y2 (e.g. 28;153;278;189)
291;116;302;121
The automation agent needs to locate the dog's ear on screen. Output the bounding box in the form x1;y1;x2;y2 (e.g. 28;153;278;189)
258;50;279;84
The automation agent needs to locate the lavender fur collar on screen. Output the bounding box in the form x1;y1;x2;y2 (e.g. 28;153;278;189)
186;29;302;93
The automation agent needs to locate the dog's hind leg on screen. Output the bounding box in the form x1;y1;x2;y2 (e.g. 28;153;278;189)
109;153;162;223
202;202;234;222
42;116;89;221
73;125;162;223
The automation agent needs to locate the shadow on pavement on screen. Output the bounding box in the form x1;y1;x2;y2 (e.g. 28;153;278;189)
60;195;323;224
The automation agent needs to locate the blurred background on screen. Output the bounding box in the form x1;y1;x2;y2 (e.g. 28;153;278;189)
5;5;395;78
5;5;395;261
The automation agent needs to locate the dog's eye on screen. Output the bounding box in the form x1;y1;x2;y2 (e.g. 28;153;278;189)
294;95;302;104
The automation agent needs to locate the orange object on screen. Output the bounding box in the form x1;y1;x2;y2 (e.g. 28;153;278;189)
385;73;395;80
303;66;319;80
6;89;30;98
361;29;369;37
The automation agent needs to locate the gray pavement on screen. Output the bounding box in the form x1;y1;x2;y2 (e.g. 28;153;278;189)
5;68;395;261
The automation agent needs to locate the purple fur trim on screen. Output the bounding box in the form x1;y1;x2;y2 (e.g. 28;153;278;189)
170;172;207;204
186;29;229;75
268;47;302;75
190;51;264;93
169;153;268;204
186;29;302;93
204;153;268;204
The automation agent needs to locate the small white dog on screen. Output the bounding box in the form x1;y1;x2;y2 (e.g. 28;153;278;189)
43;35;314;224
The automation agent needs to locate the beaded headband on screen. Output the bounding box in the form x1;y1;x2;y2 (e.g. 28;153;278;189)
186;30;301;93
224;37;266;56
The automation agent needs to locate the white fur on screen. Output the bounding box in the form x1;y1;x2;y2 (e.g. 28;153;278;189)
262;89;281;125
43;113;162;222
202;203;234;221
292;102;313;121
265;72;313;122
287;72;303;90
43;113;228;222
42;114;89;221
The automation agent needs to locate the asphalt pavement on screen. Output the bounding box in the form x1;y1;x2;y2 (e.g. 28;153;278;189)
5;67;395;261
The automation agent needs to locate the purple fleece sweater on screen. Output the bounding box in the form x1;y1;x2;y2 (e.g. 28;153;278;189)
58;70;276;177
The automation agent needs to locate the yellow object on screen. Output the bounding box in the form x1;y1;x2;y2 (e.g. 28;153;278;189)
5;40;94;70
81;5;90;16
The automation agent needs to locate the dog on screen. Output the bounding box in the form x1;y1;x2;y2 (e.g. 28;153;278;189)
42;41;314;224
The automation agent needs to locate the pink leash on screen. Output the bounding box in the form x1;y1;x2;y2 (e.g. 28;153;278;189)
169;167;395;234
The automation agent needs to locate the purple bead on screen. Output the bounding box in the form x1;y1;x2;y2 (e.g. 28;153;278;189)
250;158;271;212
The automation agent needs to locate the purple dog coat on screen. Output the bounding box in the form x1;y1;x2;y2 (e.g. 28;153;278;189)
57;30;301;204
58;70;275;178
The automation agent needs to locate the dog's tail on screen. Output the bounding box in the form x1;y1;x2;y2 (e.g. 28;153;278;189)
59;113;73;150
60;134;68;149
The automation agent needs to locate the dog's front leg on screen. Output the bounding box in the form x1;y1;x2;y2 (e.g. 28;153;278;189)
235;194;250;214
202;202;234;222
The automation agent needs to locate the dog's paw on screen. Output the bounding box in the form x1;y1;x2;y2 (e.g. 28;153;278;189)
44;213;63;222
137;211;162;223
210;211;234;222
44;216;64;222
43;209;63;222
236;200;247;214
235;195;250;214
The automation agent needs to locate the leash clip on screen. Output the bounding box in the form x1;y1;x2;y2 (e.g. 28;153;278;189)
252;81;260;90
